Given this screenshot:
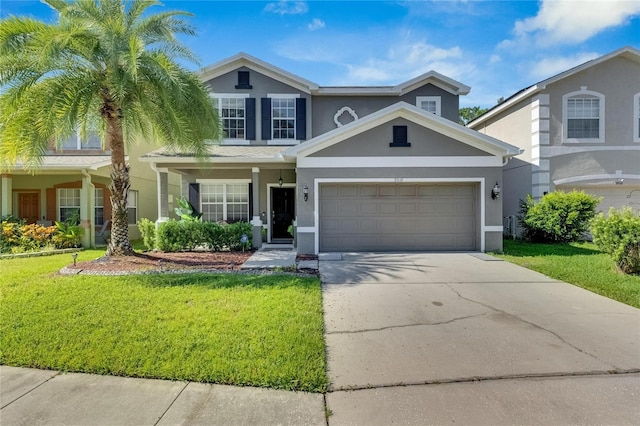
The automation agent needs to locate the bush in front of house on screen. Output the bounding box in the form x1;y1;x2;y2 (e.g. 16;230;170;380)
137;218;156;251
591;207;640;274
1;218;59;253
153;219;252;252
518;191;601;243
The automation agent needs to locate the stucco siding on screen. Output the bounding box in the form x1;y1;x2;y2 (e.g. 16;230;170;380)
309;118;490;158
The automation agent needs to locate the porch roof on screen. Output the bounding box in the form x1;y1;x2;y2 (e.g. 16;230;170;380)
140;145;290;164
6;154;114;173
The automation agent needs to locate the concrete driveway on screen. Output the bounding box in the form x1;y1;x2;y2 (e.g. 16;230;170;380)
321;252;640;425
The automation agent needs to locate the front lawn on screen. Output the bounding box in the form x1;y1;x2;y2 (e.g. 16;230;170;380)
497;240;640;309
0;250;327;392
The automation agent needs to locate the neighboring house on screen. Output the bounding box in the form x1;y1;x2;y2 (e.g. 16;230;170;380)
0;136;181;247
142;53;520;254
468;46;640;235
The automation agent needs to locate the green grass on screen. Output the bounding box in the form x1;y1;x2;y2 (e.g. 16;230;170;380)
0;250;327;392
496;240;640;309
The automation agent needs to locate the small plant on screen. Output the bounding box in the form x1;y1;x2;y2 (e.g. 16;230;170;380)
591;207;640;274
53;214;85;248
137;218;157;251
174;197;202;222
518;191;600;243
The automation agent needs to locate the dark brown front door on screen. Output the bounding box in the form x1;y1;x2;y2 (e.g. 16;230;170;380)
271;187;295;240
18;192;40;224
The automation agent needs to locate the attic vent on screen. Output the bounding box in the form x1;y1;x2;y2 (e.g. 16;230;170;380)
389;125;411;147
235;71;252;89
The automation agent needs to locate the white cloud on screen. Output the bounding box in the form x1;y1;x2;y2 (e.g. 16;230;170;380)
528;52;600;79
489;54;501;64
510;0;640;46
264;1;308;15
307;18;325;31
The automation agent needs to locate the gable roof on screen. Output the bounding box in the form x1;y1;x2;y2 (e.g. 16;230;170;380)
283;101;521;160
199;52;320;94
199;53;470;97
468;46;640;128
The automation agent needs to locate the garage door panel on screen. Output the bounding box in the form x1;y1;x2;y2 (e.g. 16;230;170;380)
321;185;338;197
320;183;476;252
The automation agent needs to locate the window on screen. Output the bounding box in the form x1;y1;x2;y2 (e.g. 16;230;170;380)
60;131;102;150
562;88;604;142
200;182;249;223
95;188;104;226
272;97;296;140
213;94;253;142
416;96;441;116
127;190;137;225
58;188;80;223
634;93;640;143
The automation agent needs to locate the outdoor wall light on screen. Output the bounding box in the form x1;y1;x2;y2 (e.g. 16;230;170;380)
491;182;501;200
303;184;309;202
615;178;624;185
278;170;283;187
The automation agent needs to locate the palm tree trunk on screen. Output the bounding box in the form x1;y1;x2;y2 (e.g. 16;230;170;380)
105;110;133;256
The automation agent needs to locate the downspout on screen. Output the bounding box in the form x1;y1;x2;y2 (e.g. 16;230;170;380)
81;169;95;247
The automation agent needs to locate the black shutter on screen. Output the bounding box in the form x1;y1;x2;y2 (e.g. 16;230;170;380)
188;183;200;213
248;183;253;220
296;97;307;140
389;126;411;147
261;98;272;141
245;98;256;140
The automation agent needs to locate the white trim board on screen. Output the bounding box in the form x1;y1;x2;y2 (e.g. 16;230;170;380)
298;156;502;168
310;177;487;254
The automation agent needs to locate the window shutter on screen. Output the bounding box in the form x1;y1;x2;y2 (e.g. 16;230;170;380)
261;98;272;141
296;98;307;140
188;183;200;213
248;183;253;219
245;98;256;140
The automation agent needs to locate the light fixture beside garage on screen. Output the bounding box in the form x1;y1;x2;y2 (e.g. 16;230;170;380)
278;170;283;187
303;184;309;202
491;182;501;199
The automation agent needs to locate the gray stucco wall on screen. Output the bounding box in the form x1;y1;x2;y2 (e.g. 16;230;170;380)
310;118;490;158
312;84;459;136
204;67;312;144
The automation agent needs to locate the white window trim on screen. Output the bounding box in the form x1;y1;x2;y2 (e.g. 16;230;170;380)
211;93;250;145
196;179;251;223
633;93;640;143
562;87;605;143
267;93;300;145
416;96;441;116
57;188;80;222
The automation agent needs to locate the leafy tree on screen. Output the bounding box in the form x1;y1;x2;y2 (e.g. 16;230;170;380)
0;0;221;256
459;106;488;125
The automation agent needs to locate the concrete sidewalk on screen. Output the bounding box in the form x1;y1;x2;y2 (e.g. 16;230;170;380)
0;366;325;426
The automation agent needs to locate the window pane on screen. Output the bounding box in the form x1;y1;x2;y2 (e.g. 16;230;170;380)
61;133;78;150
567;97;600;139
272;98;296;139
218;97;245;139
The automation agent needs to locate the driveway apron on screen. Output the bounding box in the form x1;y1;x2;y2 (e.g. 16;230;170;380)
321;252;640;425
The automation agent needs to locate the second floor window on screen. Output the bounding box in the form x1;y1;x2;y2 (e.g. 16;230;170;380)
61;131;102;150
272;97;296;140
563;88;604;143
220;97;246;139
416;96;441;116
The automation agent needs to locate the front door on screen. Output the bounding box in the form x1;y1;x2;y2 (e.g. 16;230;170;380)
18;192;40;224
271;187;295;241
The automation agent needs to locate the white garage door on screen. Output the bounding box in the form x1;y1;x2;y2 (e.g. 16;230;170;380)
319;183;477;252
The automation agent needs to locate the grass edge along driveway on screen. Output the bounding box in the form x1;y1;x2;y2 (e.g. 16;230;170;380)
496;240;640;309
0;250;328;392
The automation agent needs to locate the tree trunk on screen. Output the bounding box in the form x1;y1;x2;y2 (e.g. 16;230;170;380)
105;106;134;256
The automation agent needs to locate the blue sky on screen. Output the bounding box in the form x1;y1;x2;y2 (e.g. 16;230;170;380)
2;0;639;107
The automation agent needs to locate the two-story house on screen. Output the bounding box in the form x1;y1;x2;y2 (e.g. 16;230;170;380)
142;53;521;254
0;137;181;247
469;46;640;235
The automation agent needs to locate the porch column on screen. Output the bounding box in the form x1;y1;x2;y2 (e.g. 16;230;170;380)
155;166;170;226
1;174;12;217
80;170;93;247
250;167;262;249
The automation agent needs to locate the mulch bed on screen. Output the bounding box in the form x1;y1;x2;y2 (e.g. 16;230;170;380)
67;251;254;274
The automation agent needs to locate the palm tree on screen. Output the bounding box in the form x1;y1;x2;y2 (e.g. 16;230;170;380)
0;0;221;255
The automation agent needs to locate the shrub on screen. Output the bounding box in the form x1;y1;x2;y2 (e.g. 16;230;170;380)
518;191;600;243
1;220;57;253
52;219;84;248
591;207;640;274
137;218;157;250
156;219;252;252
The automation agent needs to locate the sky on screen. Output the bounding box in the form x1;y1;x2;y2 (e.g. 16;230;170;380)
1;0;639;108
